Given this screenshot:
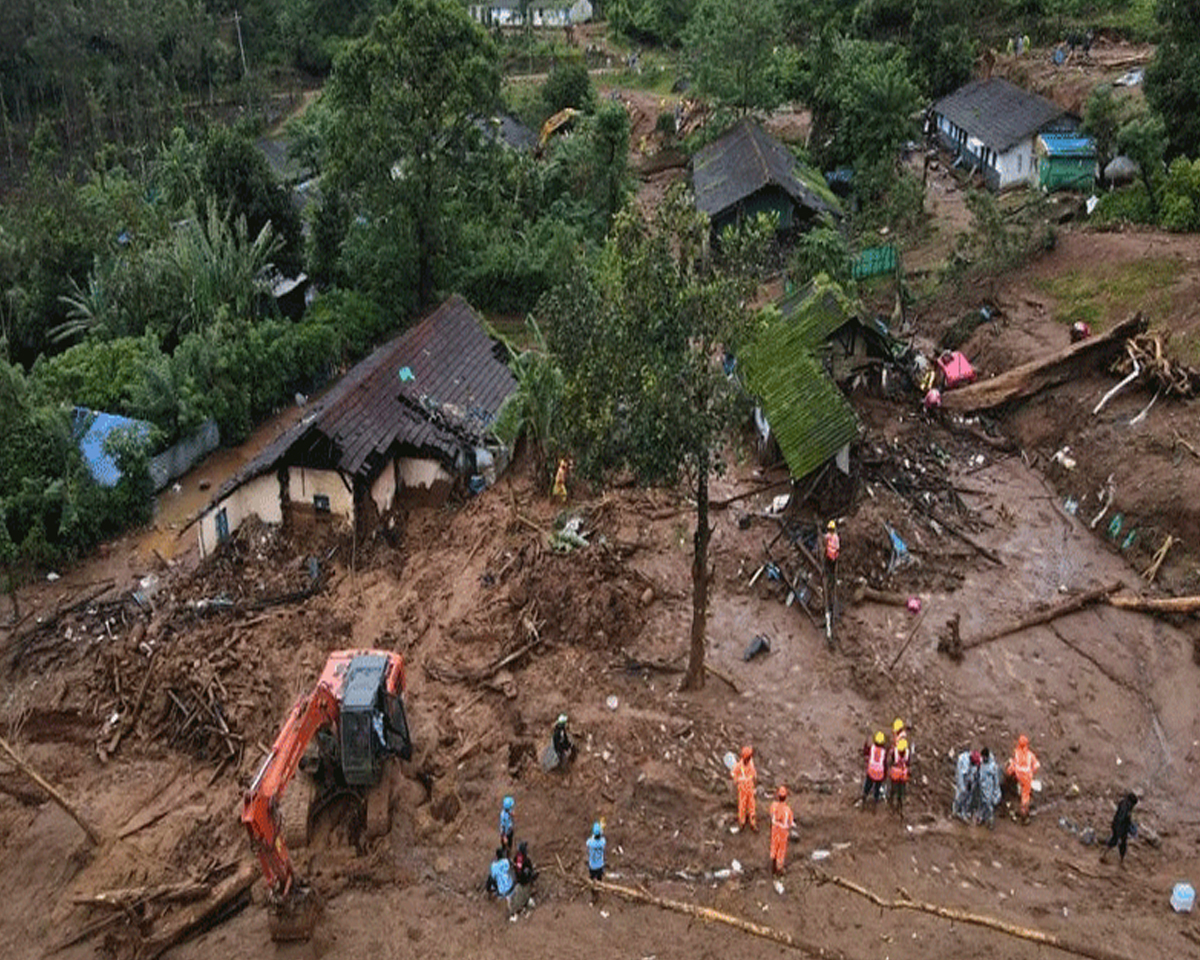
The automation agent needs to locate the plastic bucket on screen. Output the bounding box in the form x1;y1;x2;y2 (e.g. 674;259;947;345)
1170;883;1194;913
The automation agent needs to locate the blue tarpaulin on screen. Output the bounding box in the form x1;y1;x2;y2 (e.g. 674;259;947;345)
73;408;153;487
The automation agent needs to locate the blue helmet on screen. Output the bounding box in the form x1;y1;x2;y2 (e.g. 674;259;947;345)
592;821;602;836
503;795;515;810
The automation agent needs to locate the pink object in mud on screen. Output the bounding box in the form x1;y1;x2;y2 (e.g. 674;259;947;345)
906;597;922;614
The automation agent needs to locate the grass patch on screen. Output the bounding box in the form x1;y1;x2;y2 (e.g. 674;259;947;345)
1031;257;1184;330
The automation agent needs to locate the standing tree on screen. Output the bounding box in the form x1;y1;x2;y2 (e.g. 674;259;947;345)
683;0;788;114
1146;1;1200;160
1118;113;1167;220
543;187;770;689
1082;84;1129;187
323;0;500;311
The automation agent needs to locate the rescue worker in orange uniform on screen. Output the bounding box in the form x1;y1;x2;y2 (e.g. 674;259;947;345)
1006;734;1041;822
861;731;887;809
769;786;795;875
888;738;910;816
731;745;758;832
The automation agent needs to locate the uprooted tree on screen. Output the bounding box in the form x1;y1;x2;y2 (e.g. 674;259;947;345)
542;186;770;688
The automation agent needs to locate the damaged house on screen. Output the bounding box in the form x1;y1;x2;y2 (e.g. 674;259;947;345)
692;119;843;238
930;77;1080;191
195;295;517;558
740;277;865;481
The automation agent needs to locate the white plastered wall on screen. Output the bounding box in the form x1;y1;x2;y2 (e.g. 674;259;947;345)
398;457;452;490
196;473;282;558
288;466;353;516
996;136;1036;189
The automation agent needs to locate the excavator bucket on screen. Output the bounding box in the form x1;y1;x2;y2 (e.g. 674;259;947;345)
269;885;324;942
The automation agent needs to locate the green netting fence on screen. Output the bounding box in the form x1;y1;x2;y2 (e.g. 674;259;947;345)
851;245;897;280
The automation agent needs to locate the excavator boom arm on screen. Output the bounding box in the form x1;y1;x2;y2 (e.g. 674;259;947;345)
241;683;340;894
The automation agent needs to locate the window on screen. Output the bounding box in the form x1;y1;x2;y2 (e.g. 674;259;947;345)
1018;153;1023;173
313;494;331;513
216;508;229;543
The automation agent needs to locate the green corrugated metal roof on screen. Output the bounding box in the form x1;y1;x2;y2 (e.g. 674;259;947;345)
743;283;860;480
776;275;859;347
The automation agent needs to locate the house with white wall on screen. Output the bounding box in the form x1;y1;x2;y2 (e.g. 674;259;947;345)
194;295;516;558
931;77;1079;191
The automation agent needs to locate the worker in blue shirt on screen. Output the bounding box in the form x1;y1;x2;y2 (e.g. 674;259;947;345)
487;847;515;913
586;821;606;881
499;795;514;856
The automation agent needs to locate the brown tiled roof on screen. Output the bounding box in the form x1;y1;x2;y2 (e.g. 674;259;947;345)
208;295;516;504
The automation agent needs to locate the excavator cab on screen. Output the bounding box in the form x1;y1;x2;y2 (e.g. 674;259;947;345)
338;653;412;786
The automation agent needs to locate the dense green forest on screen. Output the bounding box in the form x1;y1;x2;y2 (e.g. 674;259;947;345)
2;0;1199;594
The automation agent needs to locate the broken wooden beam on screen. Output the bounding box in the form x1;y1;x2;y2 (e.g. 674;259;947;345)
962;583;1123;651
941;314;1146;413
0;735;103;845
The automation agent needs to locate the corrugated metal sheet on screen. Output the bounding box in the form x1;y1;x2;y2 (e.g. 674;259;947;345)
932;78;1067;153
208;295;516;503
1037;133;1095;158
742;284;859;480
692;120;842;224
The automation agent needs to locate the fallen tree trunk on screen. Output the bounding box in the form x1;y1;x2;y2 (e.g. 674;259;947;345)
140;863;255;959
1108;593;1200;614
0;736;103;845
591;879;843;959
962;583;1123;650
942;314;1146;413
816;870;1136;960
72;880;212;909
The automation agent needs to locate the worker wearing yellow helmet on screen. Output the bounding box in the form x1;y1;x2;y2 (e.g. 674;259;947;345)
862;731;887;809
891;717;911;763
888;737;911;816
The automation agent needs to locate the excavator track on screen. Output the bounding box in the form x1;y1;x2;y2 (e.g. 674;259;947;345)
279;777;312;853
364;763;395;840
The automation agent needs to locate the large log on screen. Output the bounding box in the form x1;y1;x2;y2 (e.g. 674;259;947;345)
962;583;1122;650
591;879;841;958
817;869;1136;960
942;314;1146;413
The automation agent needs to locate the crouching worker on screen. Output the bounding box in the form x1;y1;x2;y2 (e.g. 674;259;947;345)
487;848;516;914
511;840;538;912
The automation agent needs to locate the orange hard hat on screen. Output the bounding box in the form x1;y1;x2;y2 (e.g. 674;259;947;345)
1018;734;1029;747
777;786;788;800
874;731;886;745
741;746;753;760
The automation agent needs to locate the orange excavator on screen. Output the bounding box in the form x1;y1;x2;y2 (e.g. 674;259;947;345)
241;649;413;940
